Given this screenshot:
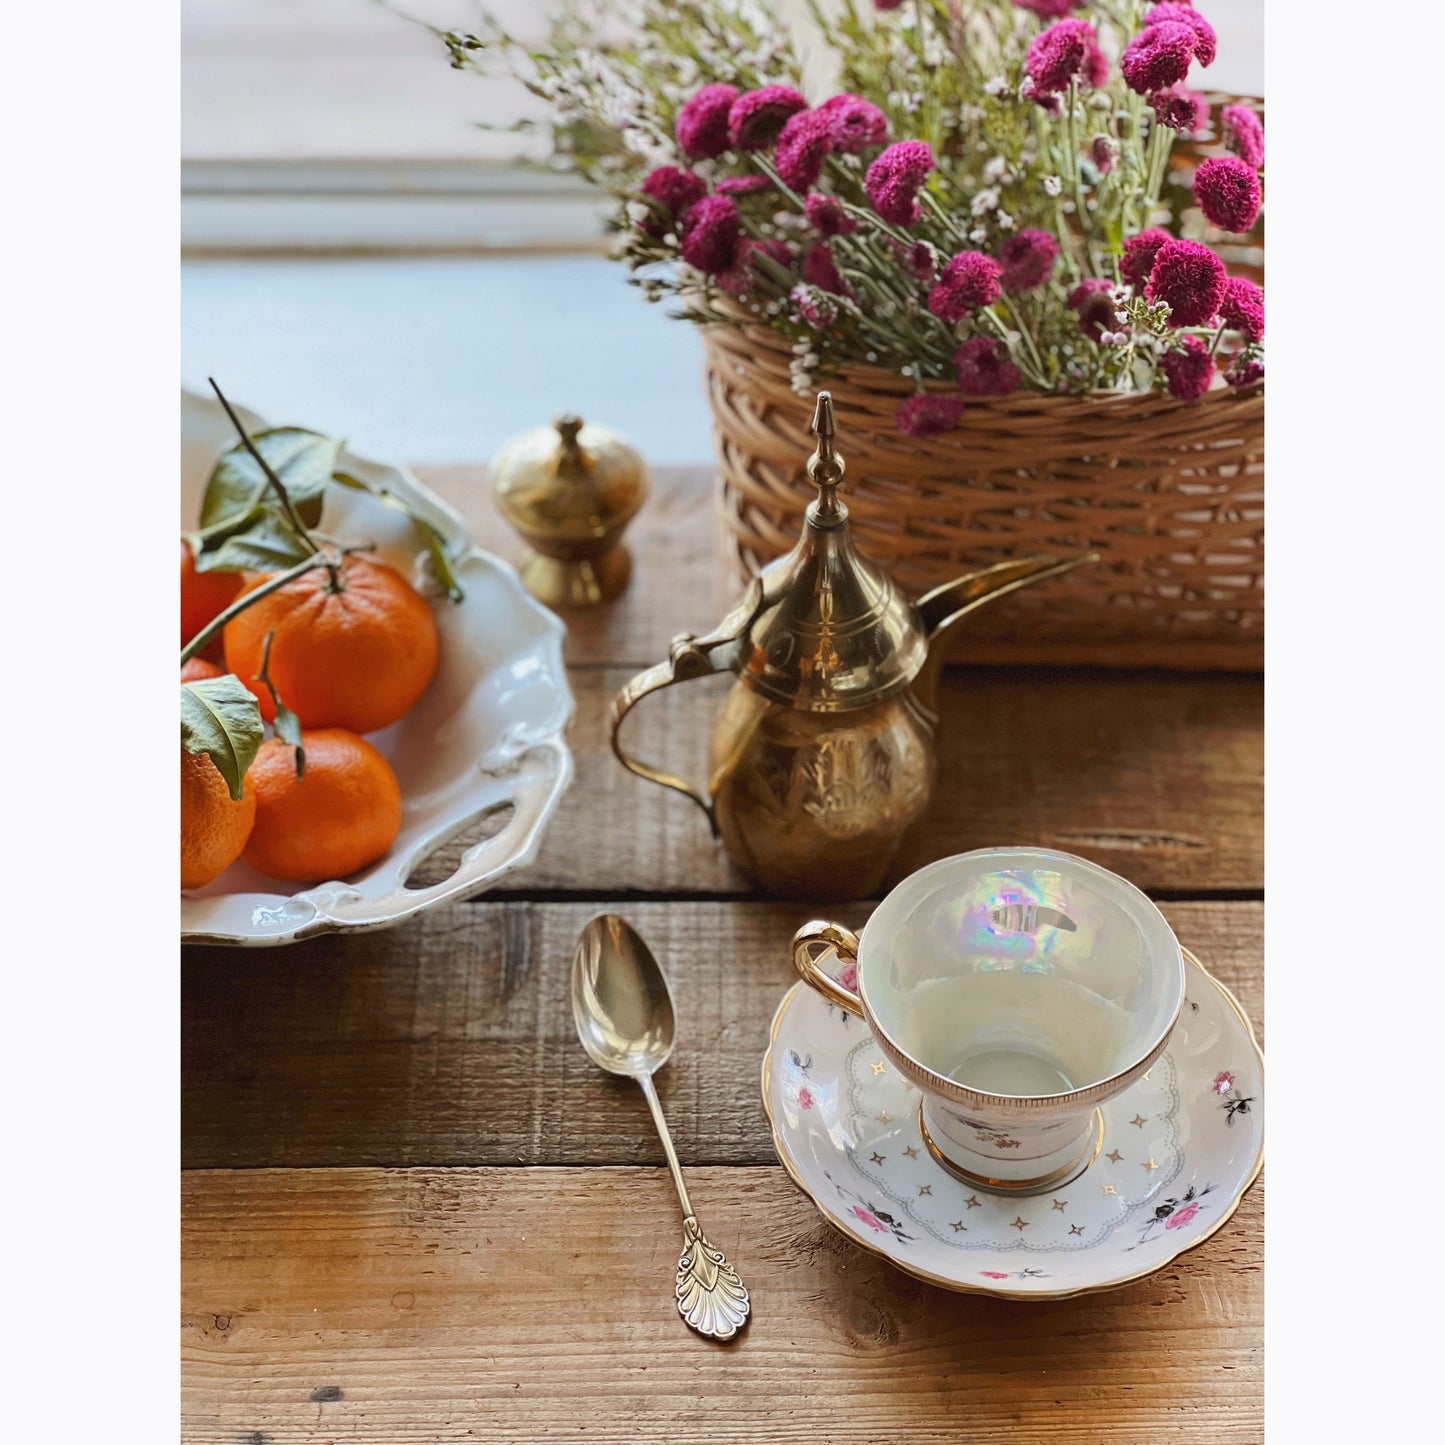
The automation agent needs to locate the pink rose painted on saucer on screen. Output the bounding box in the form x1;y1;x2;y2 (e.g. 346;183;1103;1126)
1165;1200;1202;1230
798;1086;815;1110
851;1205;889;1233
836;959;858;992
1212;1070;1234;1095
980;1270;1010;1279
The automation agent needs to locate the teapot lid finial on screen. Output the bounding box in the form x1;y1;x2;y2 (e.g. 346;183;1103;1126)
807;391;846;521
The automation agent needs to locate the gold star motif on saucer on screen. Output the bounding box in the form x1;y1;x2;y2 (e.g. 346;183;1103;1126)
871;1061;888;1077
1069;1224;1085;1236
1141;1157;1159;1173
876;1110;891;1124
1106;1149;1124;1163
869;1151;885;1165
1129;1114;1148;1128
1010;1216;1029;1231
917;1184;932;1197
964;1194;982;1209
1101;1184;1117;1196
1051;1198;1067;1212
902;1145;919;1160
1142;1069;1152;1082
950;1220;967;1232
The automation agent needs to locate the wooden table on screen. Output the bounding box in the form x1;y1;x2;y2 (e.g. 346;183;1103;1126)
182;466;1263;1443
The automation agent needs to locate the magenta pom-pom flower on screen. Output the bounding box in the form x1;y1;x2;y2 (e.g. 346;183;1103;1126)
1193;156;1261;233
674;83;739;161
1121;23;1197;95
1149;86;1208;134
873;0;904;9
637;166;708;237
1091;135;1119;175
678;194;742;275
802;240;855;298
816;93;889;153
1143;4;1217;66
953;337;1023;396
805;192;858;238
998;229;1059;293
1161;335;1215;401
1120;227;1173;290
865;140;935;226
1068;277;1119;343
895;394;966;438
890;238;940;283
775;110;835;191
1025;19;1106;96
1014;0;1086;15
717;237;795;297
1225;354;1265;388
727;86;807;151
928;251;1003;323
715;175;772;198
1221;103;1265;169
791;284;839;330
1146;238;1227;326
1219;276;1264;342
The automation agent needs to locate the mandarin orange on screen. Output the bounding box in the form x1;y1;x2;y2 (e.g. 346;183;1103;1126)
180;657;224;685
243;729;403;883
181;540;243;649
222;554;438;733
181;746;257;889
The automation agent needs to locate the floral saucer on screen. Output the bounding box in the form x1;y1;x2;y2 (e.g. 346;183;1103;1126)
761;948;1262;1300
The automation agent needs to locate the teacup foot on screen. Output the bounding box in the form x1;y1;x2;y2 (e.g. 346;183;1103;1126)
917;1104;1105;1197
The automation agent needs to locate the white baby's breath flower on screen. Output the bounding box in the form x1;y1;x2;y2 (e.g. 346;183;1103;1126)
626;200;650;225
971;188;1000;216
984;75;1009;98
968;226;989;244
983;156;1008;183
996;211;1016;230
1042;175;1063;197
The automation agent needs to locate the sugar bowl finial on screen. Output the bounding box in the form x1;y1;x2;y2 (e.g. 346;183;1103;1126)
807;390;846;522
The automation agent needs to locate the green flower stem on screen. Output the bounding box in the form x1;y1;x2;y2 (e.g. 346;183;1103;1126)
179;551;331;668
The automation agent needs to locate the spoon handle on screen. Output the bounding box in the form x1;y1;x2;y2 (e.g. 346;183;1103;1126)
636;1075;751;1341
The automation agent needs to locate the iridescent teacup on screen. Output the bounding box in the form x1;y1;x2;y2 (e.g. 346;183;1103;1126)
791;848;1185;1195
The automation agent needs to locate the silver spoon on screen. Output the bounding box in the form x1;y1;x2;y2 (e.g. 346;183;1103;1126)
571;913;750;1342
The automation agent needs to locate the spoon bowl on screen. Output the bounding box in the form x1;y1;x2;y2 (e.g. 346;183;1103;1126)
572;914;677;1077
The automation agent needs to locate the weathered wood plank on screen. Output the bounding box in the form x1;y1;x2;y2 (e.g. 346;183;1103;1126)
182;1163;1263;1444
182;900;1260;1170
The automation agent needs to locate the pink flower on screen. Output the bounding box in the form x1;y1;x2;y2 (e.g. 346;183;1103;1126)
715;175;772;198
801;241;854;298
798;1086;815;1110
1194;156;1261;233
1149;86;1208;134
1219;276;1264;341
1091;135;1119;175
716;238;795;297
1146;238;1227;326
727;86;807;151
1144;3;1217;66
836;959;859;992
1068;277;1118;342
980;1270;1011;1279
678;194;742;275
805;192;858;238
928;251;1002;322
675;83;739;161
637;166;708;238
851;1205;890;1232
1121;23;1197;96
775;110;835;191
873;0;904;8
1026;19;1106;96
895;394;966;438
1014;0;1086;14
953;337;1022;397
865;141;935;226
1161;335;1214;401
998;229;1059;293
1221;103;1265;169
1120;227;1173;290
1164;1200;1202;1230
1212;1070;1236;1096
1225;355;1264;388
816;93;889;153
791;283;839;331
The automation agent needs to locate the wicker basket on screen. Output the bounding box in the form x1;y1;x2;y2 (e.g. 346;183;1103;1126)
705;319;1264;671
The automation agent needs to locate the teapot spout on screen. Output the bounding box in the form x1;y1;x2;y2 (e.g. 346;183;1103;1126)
912;552;1098;713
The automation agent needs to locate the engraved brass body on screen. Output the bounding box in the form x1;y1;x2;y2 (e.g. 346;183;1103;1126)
610;392;1095;901
491;413;648;606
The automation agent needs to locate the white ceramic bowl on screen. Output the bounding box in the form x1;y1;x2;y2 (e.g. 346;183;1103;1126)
180;391;573;945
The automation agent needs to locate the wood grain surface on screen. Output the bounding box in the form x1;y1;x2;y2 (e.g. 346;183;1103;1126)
181;465;1263;1443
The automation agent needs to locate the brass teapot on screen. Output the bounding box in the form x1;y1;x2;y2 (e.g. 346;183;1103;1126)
610;393;1093;901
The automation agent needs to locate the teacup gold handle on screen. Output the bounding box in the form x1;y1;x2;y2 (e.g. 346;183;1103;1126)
792;920;865;1019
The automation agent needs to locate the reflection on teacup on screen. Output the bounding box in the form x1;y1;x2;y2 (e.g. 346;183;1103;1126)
792;847;1184;1195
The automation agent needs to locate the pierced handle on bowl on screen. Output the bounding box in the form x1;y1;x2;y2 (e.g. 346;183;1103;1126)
792;920;865;1019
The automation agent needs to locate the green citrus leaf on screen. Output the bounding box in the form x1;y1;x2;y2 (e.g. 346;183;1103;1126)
196;509;316;573
181;675;264;802
333;471;465;602
200;427;340;532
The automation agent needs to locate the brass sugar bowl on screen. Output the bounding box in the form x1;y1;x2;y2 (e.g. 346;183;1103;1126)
491;413;649;606
610;392;1094;901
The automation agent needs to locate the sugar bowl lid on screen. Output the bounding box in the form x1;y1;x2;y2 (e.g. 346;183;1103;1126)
734;392;928;711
